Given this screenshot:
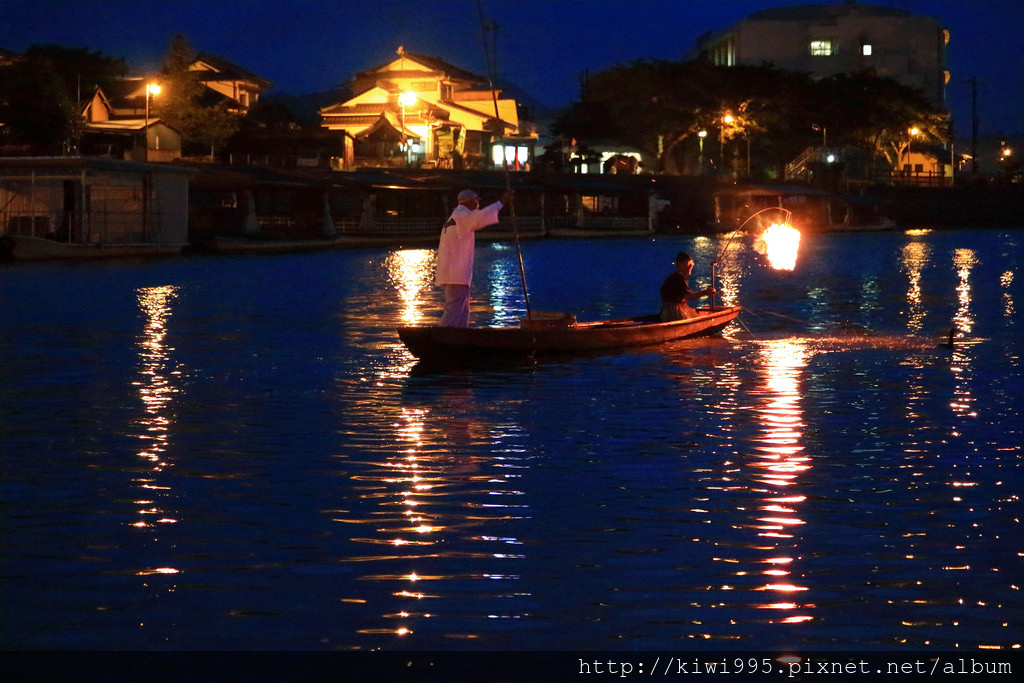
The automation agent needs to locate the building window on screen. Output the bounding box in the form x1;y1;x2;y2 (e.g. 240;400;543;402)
862;43;873;56
810;40;834;56
440;83;453;102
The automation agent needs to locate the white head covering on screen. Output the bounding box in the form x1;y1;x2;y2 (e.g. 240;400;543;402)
457;189;479;203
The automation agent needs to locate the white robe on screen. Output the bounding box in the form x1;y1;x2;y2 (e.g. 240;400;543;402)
434;201;503;286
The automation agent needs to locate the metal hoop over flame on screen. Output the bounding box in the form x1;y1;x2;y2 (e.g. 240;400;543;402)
711;207;800;307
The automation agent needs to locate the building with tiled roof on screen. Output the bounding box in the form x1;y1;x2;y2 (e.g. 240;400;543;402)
320;47;533;170
190;52;274;114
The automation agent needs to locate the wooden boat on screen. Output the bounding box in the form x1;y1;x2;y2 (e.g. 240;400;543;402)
397;305;741;362
1;235;183;261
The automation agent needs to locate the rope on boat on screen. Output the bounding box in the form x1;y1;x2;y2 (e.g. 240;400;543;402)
740;305;814;327
476;0;532;322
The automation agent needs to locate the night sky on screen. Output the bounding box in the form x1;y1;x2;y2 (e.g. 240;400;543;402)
4;0;1022;136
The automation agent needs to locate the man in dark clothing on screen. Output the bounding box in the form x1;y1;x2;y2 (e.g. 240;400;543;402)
660;251;715;321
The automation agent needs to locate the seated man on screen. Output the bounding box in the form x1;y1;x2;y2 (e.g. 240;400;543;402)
659;251;715;321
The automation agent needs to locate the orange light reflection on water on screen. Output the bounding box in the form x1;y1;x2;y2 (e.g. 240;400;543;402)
385;249;435;326
747;339;813;623
131;285;182;580
338;381;529;644
901;240;932;333
953;248;978;336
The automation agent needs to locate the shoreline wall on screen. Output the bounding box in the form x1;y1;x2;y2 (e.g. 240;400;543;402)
858;185;1024;228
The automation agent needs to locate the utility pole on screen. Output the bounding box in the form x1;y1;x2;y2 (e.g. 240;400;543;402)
971;77;978;175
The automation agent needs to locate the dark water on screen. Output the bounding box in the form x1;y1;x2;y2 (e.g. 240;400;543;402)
0;228;1020;652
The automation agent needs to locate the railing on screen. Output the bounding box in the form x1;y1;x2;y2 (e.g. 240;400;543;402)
336;216;439;235
3;215;51;238
785;146;817;180
495;216;544;235
886;170;953;187
547;215;649;232
330;214;649;238
258;215;301;230
578;215;649;230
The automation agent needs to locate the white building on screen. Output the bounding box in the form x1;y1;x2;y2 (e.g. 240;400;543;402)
695;2;949;109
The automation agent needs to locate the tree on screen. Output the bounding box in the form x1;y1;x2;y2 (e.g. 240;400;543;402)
0;45;128;154
549;60;815;174
154;34;238;157
547;58;950;179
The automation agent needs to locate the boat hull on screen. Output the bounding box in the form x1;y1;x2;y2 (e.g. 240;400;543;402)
1;235;183;261
397;306;741;361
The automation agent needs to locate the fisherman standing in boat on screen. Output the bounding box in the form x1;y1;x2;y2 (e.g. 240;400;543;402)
660;251;716;321
436;188;513;327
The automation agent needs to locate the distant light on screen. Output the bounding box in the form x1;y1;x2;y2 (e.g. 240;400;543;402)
698;130;707;138
862;44;872;56
826;154;836;163
909;127;920;136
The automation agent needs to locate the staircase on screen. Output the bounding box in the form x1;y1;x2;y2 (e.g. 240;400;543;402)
785;146;817;181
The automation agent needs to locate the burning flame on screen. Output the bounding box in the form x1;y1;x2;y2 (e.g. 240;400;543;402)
761;223;801;271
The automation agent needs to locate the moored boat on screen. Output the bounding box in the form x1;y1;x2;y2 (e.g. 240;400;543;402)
1;234;183;261
397;305;741;362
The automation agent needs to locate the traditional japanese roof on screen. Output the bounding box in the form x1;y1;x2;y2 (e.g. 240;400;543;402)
321;100;452;121
192;52;274;89
354;51;482;83
356;115;419;142
84;119;150;132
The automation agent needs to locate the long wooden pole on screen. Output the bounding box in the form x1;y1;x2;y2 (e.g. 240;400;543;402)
476;0;532;321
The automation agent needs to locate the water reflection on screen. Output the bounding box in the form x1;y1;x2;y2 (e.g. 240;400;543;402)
901;240;932;333
486;244;528;326
334;378;530;644
746;339;812;623
131;285;182;573
952;248;977;336
950;249;978;423
385;249;435;326
1000;270;1014;322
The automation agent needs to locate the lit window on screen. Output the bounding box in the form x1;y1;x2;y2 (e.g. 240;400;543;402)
862;44;873;56
810;40;834;56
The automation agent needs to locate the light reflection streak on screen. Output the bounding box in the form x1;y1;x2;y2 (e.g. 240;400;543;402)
745;339;813;622
711;237;742;308
952;248;977;335
338;380;529;643
486;244;526;326
949;249;978;423
384;249;435;325
900;240;932;333
1000;270;1014;321
132;285;182;577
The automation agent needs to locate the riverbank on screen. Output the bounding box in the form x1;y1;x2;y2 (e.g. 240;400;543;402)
867;184;1024;228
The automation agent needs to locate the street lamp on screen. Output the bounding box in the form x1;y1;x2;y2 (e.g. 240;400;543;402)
907;126;920;177
697;130;707;173
144;83;161;162
720;113;733;174
398;91;417;166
